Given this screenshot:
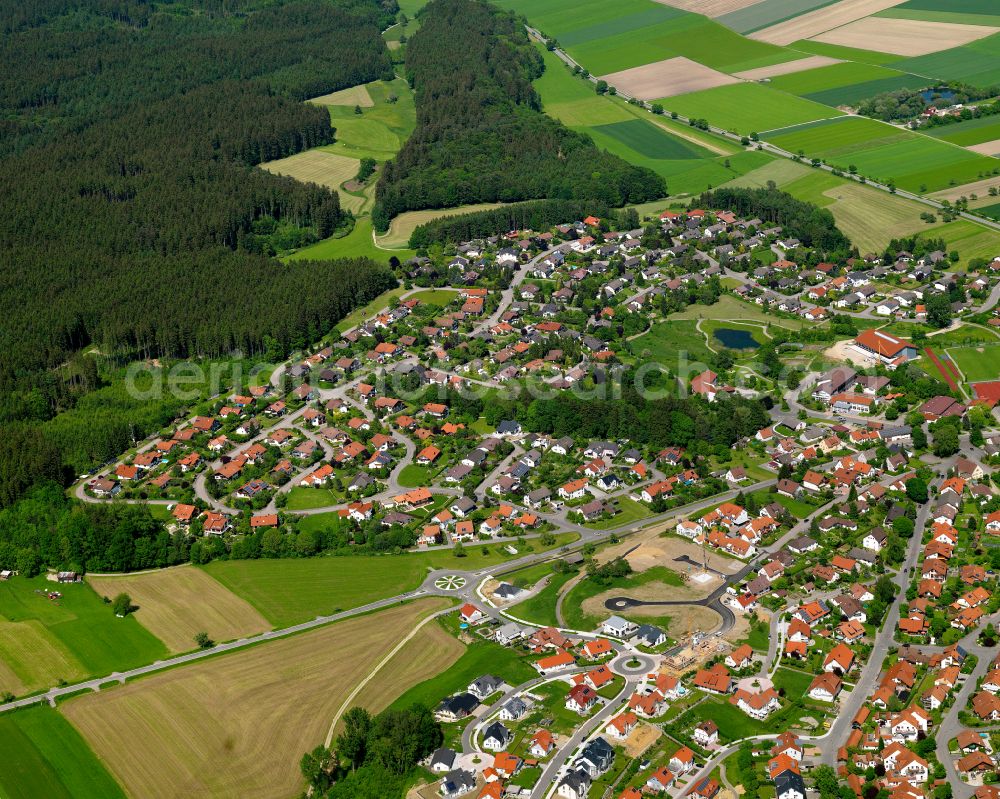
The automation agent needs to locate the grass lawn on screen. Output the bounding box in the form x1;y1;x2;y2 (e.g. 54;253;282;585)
770;492;819;519
665;83;840;137
686;692;810;740
203;534;578;627
510;569;578;627
0;706;126;799
562;566;684;632
326;284;405;334
389;625;539;711
397;463;437;488
284;485;344;510
629;319;717;369
0;576;168;698
772;666;814;698
586;497;653;530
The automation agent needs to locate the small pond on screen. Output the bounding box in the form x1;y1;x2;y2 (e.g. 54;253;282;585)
713;327;759;350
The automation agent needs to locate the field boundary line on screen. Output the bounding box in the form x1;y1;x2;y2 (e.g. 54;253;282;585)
322;606;453;747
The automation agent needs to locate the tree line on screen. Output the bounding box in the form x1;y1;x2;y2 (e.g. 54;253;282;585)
694;185;852;253
301;705;441;798
372;0;665;231
408;199;614;248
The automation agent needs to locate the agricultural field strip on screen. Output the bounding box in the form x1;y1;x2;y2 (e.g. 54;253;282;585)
62;599;452;799
748;0;912;46
809;16;1000;57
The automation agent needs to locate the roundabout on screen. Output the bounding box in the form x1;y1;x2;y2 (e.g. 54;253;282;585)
434;575;467;591
611;651;654;677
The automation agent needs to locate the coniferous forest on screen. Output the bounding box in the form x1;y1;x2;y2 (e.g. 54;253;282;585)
371;0;666;230
0;0;400;506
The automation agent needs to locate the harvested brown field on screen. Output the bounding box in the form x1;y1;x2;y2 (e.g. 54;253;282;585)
308;83;373;107
733;55;842;80
967;139;1000;156
931;175;1000;201
750;0;908;46
260;150;366;213
88;565;271;653
333;617;463;737
811;16;1000;56
63;598;452;799
599;57;739;101
652;0;764;16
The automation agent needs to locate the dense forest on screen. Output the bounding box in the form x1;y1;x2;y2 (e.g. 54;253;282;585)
0;0;402;506
695;186;853;253
372;0;665;230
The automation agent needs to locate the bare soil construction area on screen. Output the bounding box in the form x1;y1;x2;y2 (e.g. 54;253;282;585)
811;16;1000;56
750;0;908;46
600;57;739;101
600;523;742;578
733;55;842;80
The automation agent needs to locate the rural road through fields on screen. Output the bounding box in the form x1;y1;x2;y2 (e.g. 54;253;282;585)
0;478;769;717
527;28;1000;236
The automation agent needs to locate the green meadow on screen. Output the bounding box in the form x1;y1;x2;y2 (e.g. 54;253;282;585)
763;116;1000;193
319;78;416;163
0;576;167;698
0;706;126;799
666;82;840;136
892;34;1000;88
204;535;578;627
927;116;1000;147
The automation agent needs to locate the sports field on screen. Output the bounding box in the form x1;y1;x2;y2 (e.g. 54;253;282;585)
0;576;167;697
63;599;452;799
665;82;840;135
87;566;271;653
948;344;1000;383
203;535;578;627
0;706;126;799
